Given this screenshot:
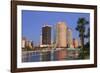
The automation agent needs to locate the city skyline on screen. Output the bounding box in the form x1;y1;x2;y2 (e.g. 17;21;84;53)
22;10;90;44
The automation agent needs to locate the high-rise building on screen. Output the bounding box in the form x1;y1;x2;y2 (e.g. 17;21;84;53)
42;25;51;46
67;28;73;48
55;22;67;48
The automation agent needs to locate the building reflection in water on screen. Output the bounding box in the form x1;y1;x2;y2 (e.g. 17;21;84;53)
22;48;81;62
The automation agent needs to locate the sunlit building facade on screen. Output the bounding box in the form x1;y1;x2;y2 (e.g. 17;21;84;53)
55;22;67;48
67;28;73;48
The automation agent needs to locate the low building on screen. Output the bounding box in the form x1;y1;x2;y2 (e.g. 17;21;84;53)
22;37;26;48
73;39;79;48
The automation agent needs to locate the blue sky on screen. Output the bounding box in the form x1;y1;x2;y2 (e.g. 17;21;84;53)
22;10;90;44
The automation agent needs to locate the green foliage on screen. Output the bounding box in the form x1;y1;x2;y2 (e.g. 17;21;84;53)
76;18;89;37
76;17;89;59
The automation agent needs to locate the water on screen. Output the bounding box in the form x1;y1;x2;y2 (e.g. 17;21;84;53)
22;48;82;62
22;51;41;62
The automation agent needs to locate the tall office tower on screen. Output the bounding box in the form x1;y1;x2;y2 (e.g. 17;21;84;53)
42;25;51;46
56;22;67;48
67;28;73;48
73;38;79;48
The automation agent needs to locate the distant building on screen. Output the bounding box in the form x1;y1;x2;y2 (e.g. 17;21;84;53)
73;39;79;48
55;22;67;48
42;25;51;47
22;37;34;49
22;37;26;48
28;41;34;49
67;28;73;48
25;40;34;49
40;33;42;45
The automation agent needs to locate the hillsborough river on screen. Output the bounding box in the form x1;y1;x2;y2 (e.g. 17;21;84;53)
22;48;82;62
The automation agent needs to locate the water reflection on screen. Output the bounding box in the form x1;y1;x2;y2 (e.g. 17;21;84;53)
22;48;82;62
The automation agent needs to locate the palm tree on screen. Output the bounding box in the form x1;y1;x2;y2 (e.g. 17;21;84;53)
76;18;89;58
86;28;90;41
84;28;90;56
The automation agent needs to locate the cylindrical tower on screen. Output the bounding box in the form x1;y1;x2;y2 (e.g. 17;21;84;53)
56;22;67;48
67;28;73;48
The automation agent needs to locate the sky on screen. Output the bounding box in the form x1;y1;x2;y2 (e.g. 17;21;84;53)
22;10;90;44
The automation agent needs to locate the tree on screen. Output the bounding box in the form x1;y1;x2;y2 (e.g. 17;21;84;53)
85;28;90;41
84;28;90;56
76;18;89;58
